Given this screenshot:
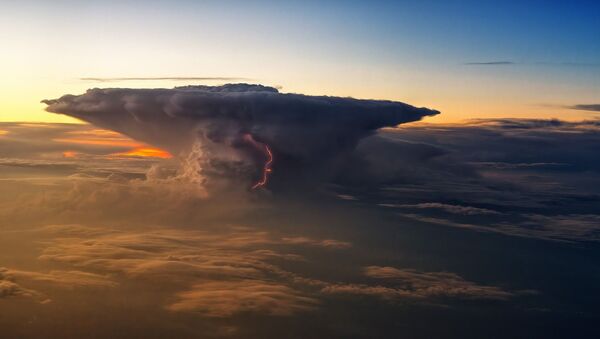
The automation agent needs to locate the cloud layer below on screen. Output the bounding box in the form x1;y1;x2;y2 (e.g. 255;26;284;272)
1;119;599;337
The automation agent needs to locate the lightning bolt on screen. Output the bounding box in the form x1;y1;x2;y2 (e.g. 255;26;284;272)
243;134;274;190
251;144;273;189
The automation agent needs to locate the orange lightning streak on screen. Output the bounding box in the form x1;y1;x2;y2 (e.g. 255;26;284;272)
251;144;273;190
243;133;274;190
62;151;78;158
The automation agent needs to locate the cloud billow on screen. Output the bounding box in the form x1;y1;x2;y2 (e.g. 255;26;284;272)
43;84;439;190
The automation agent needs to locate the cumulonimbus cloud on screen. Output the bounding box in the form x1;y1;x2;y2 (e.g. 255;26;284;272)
43;84;439;190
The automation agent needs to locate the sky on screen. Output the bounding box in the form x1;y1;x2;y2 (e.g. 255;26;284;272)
2;2;600;338
1;0;599;123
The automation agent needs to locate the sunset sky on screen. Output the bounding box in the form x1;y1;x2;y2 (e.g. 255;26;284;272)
2;2;600;338
1;0;599;123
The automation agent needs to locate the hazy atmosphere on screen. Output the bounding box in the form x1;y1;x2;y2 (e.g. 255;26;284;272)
1;1;599;338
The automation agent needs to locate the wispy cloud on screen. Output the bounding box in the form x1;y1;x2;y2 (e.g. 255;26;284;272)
79;76;250;82
464;61;515;65
535;62;600;67
379;202;501;215
321;265;515;301
465;61;600;67
568;104;600;112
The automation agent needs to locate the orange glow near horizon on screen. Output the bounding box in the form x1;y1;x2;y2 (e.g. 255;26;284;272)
53;137;143;147
62;151;78;158
113;147;173;159
54;128;172;159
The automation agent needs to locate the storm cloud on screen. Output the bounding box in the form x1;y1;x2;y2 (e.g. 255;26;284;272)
43;84;439;191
